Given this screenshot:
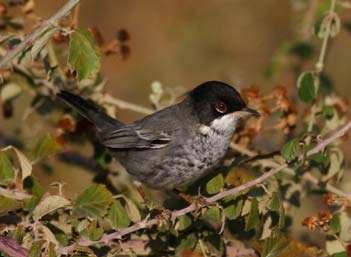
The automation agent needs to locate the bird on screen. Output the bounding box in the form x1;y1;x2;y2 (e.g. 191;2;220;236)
57;81;259;190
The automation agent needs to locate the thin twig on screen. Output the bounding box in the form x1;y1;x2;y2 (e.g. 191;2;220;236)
0;0;80;68
58;119;351;255
103;94;154;115
0;187;31;200
315;0;337;73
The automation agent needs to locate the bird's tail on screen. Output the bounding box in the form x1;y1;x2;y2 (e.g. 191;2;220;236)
57;90;123;130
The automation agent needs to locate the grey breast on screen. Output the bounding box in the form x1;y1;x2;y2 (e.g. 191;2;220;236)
110;100;231;190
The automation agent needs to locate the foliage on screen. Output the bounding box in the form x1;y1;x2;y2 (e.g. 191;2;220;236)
0;0;350;257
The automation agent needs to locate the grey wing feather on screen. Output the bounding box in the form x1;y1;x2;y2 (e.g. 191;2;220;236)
100;126;171;149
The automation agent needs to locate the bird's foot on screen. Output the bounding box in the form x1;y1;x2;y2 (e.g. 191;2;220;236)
178;193;209;209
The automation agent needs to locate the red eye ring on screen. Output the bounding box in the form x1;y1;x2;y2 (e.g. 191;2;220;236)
214;101;228;114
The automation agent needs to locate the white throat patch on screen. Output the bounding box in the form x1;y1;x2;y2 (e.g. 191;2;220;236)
199;113;238;136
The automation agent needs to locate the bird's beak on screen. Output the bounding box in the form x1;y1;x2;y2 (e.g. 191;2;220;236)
242;106;260;117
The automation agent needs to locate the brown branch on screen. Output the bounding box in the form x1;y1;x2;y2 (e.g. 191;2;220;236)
0;236;28;257
231;121;351;200
58;119;351;255
0;0;80;68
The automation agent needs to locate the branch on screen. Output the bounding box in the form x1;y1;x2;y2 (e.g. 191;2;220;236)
58;119;351;255
0;0;80;69
0;236;28;257
231;121;351;200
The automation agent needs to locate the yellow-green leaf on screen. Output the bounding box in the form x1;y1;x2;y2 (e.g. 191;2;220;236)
123;197;141;223
108;200;131;229
206;174;224;195
68;28;101;80
0;152;15;186
224;199;243;220
175;215;192;231
245;198;259;231
32;195;71;221
74;184;113;218
31;134;61;161
281;138;299;162
0;195;20;214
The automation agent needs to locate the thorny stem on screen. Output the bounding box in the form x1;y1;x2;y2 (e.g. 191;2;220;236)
58;119;351;255
0;0;80;68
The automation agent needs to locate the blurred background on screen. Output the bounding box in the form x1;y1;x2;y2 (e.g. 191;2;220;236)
31;0;351;119
1;0;351;243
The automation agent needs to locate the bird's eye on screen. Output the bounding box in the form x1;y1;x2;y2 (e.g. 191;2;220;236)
214;101;228;114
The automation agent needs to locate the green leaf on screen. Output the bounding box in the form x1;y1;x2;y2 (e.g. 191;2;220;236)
281;138;299;162
333;252;348;257
74;184;113;218
0;152;15;186
81;221;104;241
108;200;131;229
203;206;221;224
310;152;330;168
297;72;319;103
23;176;44;212
175;234;197;257
322;105;335;120
29;240;45;257
269;193;281;212
330;214;341;234
68;28;101;80
31;134;61;161
206;174;224;195
224;199;243;220
0;196;19;214
245;198;259;231
262;235;290;257
176;215;192;231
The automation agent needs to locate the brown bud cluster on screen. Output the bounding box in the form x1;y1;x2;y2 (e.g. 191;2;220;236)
88;26;131;60
302;210;333;232
53;115;77;146
233;85;297;147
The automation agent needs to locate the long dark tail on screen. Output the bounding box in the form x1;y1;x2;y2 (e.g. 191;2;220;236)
57;90;123;130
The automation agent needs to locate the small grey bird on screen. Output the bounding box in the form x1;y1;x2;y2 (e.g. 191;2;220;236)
58;81;259;190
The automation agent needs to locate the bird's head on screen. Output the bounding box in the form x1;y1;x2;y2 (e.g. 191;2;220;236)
188;81;260;134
